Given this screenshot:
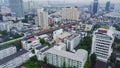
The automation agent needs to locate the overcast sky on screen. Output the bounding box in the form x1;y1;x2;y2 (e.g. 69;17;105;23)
24;0;120;3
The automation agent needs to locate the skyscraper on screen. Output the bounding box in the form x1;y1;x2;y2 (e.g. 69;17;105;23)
36;9;48;29
105;1;110;11
9;0;24;18
92;0;99;14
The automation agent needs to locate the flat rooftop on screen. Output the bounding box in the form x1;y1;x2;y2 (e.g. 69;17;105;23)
0;49;28;65
65;33;80;40
46;47;88;61
0;45;15;51
59;31;72;39
95;27;114;38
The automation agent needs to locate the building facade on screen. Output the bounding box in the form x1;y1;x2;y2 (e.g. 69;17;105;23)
0;49;30;68
91;0;99;14
21;37;40;50
0;45;16;60
35;43;88;68
105;1;110;11
9;0;24;18
91;28;114;62
61;6;80;21
36;9;48;29
64;34;81;51
46;48;88;68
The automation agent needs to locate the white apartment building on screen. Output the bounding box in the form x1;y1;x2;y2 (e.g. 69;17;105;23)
61;6;80;21
35;45;53;61
35;42;87;68
21;37;40;50
0;45;16;60
91;28;114;62
0;49;30;68
36;9;48;29
64;34;81;51
35;43;66;61
46;47;88;68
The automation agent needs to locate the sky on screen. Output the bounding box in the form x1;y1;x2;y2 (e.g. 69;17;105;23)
24;0;120;3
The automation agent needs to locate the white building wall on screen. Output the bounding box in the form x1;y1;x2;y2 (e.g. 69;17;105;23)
91;28;114;62
0;52;30;68
0;46;16;60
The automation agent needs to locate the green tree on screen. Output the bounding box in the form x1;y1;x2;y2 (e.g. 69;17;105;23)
44;56;47;63
84;56;91;68
13;41;22;50
45;41;50;46
115;61;120;68
31;49;35;54
39;38;45;44
108;54;116;67
90;53;97;68
76;36;92;53
62;61;66;68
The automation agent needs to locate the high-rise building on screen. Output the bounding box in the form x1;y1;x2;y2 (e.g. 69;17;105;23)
91;0;99;14
61;6;80;21
105;1;110;11
36;9;48;29
9;0;24;18
91;28;114;62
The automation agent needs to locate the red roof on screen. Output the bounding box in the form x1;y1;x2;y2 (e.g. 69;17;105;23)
28;38;36;41
98;30;107;33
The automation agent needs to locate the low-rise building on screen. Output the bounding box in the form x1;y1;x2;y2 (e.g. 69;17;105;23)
0;45;16;60
46;48;88;68
36;43;88;68
0;49;30;68
21;37;40;50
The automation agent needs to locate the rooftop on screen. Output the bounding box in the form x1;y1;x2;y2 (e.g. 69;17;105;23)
95;27;114;38
46;47;88;61
28;37;36;42
0;45;15;51
0;49;28;65
59;31;72;39
65;33;80;40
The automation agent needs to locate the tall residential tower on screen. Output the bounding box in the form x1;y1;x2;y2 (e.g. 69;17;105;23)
9;0;24;18
91;28;114;62
36;9;49;29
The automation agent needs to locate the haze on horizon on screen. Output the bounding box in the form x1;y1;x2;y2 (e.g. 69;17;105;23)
24;0;120;4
